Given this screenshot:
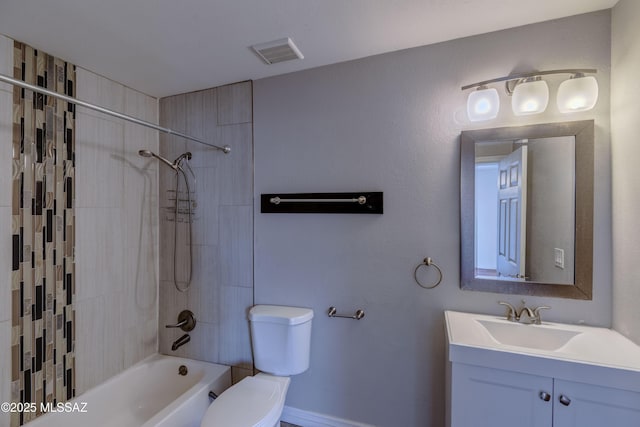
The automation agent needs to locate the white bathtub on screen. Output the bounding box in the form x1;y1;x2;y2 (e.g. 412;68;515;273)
25;354;231;427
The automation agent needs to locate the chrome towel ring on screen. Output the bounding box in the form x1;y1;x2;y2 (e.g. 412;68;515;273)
414;257;443;289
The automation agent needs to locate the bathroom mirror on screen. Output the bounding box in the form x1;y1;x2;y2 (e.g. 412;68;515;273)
460;120;593;299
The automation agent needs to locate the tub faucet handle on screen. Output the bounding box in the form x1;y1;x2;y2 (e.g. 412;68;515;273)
165;310;196;332
166;319;187;328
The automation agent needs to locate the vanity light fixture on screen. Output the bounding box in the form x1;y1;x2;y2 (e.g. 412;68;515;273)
462;69;598;121
511;77;549;116
557;74;599;113
467;86;500;122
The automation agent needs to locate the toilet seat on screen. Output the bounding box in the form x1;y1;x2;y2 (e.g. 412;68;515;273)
200;374;290;427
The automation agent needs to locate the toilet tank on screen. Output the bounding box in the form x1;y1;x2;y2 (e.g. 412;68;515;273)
248;305;313;376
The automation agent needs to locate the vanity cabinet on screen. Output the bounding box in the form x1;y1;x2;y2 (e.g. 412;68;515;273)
450;363;640;427
445;311;640;427
450;364;551;427
553;379;640;426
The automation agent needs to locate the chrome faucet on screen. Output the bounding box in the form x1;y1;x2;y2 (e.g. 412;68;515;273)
517;306;536;323
498;300;550;325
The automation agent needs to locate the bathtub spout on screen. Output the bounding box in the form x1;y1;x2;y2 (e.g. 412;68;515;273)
172;334;190;351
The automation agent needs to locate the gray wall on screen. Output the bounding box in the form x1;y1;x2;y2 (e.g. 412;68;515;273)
526;136;575;284
254;11;611;427
612;0;640;344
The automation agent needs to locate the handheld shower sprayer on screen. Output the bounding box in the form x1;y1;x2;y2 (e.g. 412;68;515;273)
138;148;195;293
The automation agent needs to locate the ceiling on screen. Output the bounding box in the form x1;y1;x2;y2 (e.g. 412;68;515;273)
0;0;618;98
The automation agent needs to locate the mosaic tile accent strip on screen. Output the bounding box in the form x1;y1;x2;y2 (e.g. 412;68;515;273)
11;41;75;426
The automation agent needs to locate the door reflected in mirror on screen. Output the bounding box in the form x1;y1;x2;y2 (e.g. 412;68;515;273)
460;121;593;300
474;136;575;285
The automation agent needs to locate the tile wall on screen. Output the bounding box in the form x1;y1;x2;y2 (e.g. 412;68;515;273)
74;68;159;393
158;81;254;383
1;34;14;427
0;34;246;424
0;35;159;425
10;41;76;426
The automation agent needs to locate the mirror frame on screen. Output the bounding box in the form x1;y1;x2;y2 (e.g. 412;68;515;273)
460;120;594;299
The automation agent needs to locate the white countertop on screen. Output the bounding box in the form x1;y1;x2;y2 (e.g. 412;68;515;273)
445;310;640;392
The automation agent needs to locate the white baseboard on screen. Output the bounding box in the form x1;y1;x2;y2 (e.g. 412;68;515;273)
281;406;376;427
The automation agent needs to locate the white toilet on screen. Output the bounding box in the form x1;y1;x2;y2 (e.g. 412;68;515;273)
200;305;314;427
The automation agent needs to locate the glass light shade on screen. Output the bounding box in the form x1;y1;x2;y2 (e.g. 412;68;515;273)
511;80;549;116
467;87;499;122
557;75;598;113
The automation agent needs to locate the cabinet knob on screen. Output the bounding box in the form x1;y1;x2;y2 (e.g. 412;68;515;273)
539;391;551;402
559;394;572;406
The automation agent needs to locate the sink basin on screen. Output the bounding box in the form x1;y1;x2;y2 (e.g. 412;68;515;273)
477;319;581;351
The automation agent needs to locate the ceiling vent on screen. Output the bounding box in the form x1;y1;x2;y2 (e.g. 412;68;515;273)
251;37;304;65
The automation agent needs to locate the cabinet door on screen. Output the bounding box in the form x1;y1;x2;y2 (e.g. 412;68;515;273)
553;379;640;427
451;364;553;427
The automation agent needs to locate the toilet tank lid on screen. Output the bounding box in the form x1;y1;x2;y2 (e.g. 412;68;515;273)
249;305;314;325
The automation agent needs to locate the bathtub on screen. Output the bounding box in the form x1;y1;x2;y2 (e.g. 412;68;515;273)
24;354;231;427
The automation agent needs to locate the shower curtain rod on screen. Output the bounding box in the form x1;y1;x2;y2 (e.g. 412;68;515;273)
0;73;231;153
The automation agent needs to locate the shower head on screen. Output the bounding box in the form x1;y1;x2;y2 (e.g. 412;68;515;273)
138;149;177;170
174;152;192;165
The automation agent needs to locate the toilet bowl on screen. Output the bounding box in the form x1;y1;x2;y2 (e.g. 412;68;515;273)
201;374;289;427
200;305;313;427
